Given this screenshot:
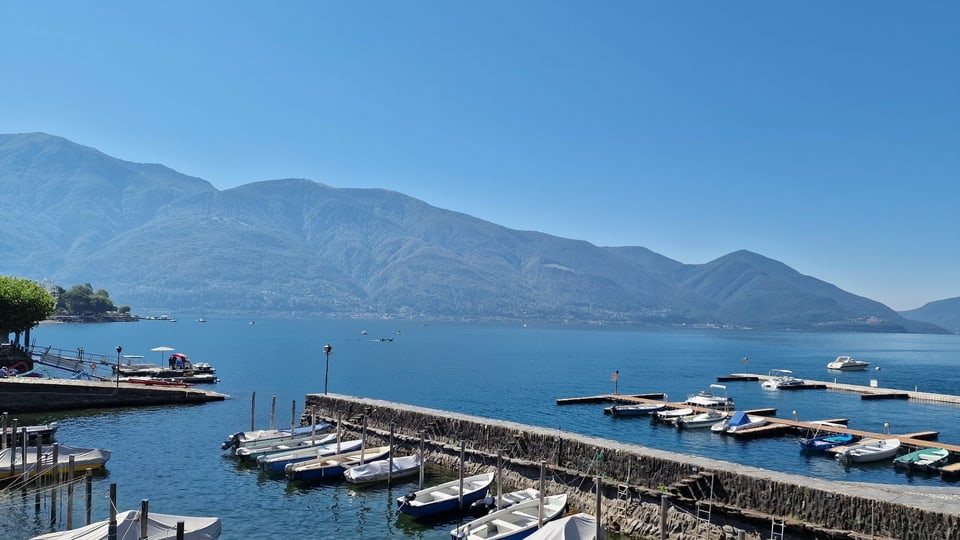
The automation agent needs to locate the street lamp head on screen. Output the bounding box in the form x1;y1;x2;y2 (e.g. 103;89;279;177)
323;344;332;355
116;345;122;354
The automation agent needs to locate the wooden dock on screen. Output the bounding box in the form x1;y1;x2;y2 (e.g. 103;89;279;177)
724;373;960;404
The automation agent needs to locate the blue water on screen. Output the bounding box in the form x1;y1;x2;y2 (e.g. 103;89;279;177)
4;319;959;539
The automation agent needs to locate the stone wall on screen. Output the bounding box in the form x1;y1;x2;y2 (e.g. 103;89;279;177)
305;394;960;540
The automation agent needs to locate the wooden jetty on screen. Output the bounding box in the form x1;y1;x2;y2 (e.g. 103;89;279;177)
724;372;960;404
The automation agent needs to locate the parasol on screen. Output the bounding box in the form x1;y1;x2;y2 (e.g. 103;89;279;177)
150;346;175;363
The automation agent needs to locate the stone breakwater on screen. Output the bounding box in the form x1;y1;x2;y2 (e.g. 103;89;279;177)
305;394;960;540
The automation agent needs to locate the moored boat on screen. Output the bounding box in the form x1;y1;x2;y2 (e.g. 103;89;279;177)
684;384;734;409
527;512;602;540
257;438;363;475
760;369;804;390
450;493;568;540
652;408;694;425
235;431;338;461
835;438;901;463
470;488;541;516
721;411;768;434
0;445;111;480
285;445;391;482
603;403;665;416
344;454;422;485
30;509;221;539
799;433;854;452
677;410;727;429
893;447;950;472
397;472;495;518
222;423;330;451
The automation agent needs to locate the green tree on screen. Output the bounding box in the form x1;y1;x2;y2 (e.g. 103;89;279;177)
0;276;56;343
60;283;117;315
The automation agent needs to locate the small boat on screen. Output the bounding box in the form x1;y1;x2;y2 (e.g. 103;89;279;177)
451;493;568;540
827;355;870;371
1;421;59;445
0;445;111;480
603;403;665;416
343;454;422;485
222;424;330;451
835;438;901;463
285;445;391;482
684;384;735;409
760;369;804;390
893;447;950;472
235;431;338;461
470;488;540;516
799;433;854;452
677;410;727;429
527;512;603;540
30;509;221;540
397;472;495;518
652;408;694;424
721;411;768;434
257;439;363;475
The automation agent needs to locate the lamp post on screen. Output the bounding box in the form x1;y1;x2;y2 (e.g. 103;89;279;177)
115;345;122;388
323;344;332;395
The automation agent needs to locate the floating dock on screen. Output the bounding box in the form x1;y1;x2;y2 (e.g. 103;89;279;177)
722;373;960;403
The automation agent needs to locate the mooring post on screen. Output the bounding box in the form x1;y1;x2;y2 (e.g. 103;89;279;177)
108;483;117;540
290;400;296;439
85;470;93;525
458;440;465;509
51;444;60;525
35;442;42;513
538;460;546;528
660;493;668;540
67;455;75;530
1;411;7;449
270;396;277;430
360;415;368;462
336;412;343;453
497;450;503;510
177;520;185;540
418;430;425;489
595;475;603;540
250;391;256;431
388;423;395;487
140;499;149;540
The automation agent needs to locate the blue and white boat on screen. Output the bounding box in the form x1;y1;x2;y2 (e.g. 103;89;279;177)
799;433;854;452
284;445;390;482
222;423;331;451
257;438;363;475
397;472;495;518
343;454;422;485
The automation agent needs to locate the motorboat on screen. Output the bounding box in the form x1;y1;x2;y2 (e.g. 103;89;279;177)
826;355;870;371
835;438;901;463
684;384;734;410
396;472;495;518
603;403;665;416
343;454;422;485
257;438;363;475
30;509;221;540
652;408;694;425
222;423;331;451
470;488;540;516
760;369;804;390
799;433;854;452
677;410;727;429
893;447;950;472
721;411;768;434
451;493;567;540
234;431;339;461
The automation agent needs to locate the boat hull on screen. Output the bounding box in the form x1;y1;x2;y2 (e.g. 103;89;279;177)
397;472;495;519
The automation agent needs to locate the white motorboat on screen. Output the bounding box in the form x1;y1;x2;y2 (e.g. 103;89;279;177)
835;438;901;463
826;355;870;371
451;493;568;540
721;411;768;434
760;369;804;390
652;408;694;424
677;410;727;429
31;509;221;539
684;384;735;409
603;403;665;416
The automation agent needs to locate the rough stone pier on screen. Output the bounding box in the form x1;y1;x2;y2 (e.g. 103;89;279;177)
304;393;960;540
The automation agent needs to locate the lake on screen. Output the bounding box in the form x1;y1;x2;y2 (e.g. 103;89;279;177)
4;318;959;539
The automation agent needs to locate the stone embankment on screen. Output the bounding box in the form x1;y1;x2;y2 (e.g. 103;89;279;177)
304;394;960;540
0;377;226;413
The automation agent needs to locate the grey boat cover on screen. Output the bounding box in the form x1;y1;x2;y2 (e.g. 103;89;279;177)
30;510;221;540
527;512;604;540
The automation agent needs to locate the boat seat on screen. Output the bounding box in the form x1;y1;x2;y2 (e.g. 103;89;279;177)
429;491;450;501
490;519;521;532
512;511;539;520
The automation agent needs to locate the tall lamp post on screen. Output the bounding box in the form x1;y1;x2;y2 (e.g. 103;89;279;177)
115;345;122;388
323;344;333;394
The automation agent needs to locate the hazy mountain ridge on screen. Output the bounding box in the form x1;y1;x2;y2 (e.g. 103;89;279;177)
900;297;960;334
0;132;952;333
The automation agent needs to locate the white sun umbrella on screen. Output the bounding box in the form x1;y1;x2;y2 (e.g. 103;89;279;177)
150;346;175;364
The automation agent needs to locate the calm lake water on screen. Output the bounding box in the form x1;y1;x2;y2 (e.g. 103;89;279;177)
4;318;959;539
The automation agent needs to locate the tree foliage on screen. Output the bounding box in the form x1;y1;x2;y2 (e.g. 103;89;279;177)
57;283;117;315
0;276;56;336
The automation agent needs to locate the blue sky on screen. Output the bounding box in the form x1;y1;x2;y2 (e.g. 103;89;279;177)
2;1;957;311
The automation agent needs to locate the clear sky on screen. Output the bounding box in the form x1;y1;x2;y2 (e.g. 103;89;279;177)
2;1;957;311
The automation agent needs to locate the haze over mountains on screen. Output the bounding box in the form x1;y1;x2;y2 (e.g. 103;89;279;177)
0;133;954;333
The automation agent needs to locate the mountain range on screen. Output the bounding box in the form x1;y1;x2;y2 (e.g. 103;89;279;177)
0;132;954;333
